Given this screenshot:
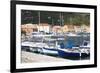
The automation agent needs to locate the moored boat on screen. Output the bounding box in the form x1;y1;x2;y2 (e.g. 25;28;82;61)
58;40;90;58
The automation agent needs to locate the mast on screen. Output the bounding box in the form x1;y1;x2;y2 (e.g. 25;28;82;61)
38;11;40;32
38;11;40;25
59;12;64;26
62;13;64;26
60;12;62;26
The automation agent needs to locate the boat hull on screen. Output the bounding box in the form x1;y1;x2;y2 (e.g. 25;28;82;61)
58;50;80;57
41;48;58;56
58;49;90;58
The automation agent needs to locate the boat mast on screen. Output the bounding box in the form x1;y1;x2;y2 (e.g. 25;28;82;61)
59;12;64;26
61;12;64;26
60;12;62;26
38;11;40;32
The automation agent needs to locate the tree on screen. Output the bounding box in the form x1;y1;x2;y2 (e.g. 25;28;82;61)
21;10;90;26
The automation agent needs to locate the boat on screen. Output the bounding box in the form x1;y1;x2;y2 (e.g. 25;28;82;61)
22;31;90;58
21;39;59;55
42;47;58;56
31;33;64;55
21;41;48;53
40;38;59;55
79;41;90;56
58;40;90;58
21;41;37;52
66;32;79;37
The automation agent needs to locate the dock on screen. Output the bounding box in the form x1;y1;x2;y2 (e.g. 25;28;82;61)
21;51;71;63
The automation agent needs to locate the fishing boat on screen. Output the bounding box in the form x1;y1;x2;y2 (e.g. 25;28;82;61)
58;40;90;58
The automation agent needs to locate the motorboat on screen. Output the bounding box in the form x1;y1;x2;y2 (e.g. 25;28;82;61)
40;38;59;55
42;46;58;56
21;41;48;53
58;40;90;58
21;40;59;55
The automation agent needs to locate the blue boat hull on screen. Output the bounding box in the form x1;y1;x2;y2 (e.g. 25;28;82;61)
58;50;80;57
58;50;90;58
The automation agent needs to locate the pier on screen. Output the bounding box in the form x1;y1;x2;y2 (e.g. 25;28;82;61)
21;51;70;63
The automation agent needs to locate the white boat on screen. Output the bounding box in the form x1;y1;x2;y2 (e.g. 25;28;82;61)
40;38;59;55
21;41;36;51
30;33;64;55
42;46;58;55
21;41;59;55
21;41;47;52
66;32;80;37
79;41;90;54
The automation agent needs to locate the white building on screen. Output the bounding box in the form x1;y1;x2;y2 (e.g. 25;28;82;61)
37;23;50;33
